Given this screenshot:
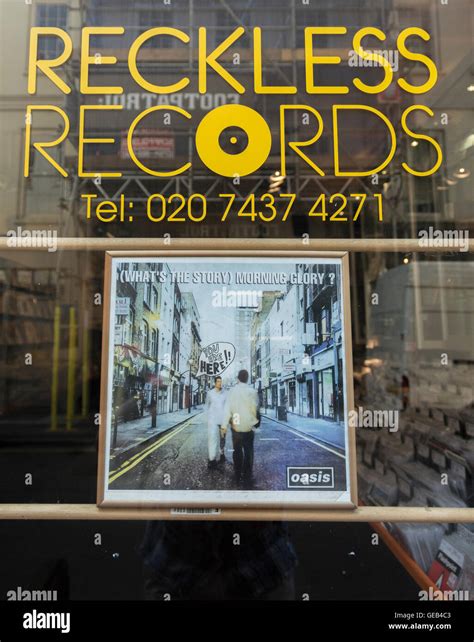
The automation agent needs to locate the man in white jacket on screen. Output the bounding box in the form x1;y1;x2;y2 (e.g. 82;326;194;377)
205;376;227;469
222;369;259;487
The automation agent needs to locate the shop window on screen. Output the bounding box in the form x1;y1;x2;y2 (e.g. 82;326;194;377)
35;4;68;59
22;134;63;219
151;329;158;360
320;307;329;342
138;9;173;47
142;319;149;354
144;282;151;307
152;286;159;311
421;311;443;342
129;305;135;334
216;6;252;46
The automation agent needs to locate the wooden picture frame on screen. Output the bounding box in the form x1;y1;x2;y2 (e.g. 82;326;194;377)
97;242;357;514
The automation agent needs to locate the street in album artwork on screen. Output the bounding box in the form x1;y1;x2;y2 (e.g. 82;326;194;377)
100;256;354;507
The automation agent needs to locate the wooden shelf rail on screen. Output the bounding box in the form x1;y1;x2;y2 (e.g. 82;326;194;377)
0;505;473;522
0;237;472;252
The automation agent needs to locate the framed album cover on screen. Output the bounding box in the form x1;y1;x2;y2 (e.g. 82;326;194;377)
97;246;356;509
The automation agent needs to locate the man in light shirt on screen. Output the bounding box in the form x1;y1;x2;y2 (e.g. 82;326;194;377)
222;369;260;488
205;376;227;469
